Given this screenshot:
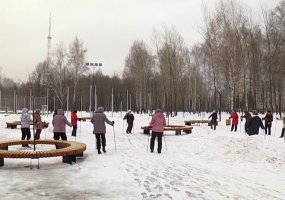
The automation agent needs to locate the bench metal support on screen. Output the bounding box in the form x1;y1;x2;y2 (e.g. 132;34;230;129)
184;129;192;134
0;146;8;167
0;158;4;167
63;156;73;164
175;130;181;135
56;145;80;164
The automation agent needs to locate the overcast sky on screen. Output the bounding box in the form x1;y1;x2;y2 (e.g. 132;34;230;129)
0;0;281;82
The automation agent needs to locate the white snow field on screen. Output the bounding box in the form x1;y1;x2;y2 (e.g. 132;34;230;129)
0;112;284;200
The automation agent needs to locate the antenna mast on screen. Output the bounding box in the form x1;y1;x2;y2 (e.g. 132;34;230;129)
47;12;52;61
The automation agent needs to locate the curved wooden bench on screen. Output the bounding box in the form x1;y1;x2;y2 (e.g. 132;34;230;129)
141;125;193;135
6;121;49;129
0;140;86;167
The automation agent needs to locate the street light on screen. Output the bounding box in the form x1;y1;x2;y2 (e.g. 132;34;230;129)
86;62;102;112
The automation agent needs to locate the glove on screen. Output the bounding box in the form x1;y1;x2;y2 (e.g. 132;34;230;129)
112;121;115;126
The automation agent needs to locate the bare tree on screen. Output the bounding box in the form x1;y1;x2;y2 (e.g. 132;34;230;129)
123;40;154;113
68;36;88;110
46;42;70;108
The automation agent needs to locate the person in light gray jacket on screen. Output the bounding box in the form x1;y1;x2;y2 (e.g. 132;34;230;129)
91;107;114;154
20;107;33;147
52;109;72;140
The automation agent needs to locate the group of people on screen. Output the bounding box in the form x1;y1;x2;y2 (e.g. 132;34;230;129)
208;108;285;137
20;105;285;154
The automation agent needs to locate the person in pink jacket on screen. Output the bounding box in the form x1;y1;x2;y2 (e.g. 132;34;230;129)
52;109;72;140
149;108;166;154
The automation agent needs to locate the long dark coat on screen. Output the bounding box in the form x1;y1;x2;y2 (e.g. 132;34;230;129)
246;116;265;136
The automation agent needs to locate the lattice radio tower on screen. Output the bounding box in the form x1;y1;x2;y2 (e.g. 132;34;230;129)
47;12;52;61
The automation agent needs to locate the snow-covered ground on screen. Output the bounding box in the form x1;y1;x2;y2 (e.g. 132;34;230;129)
0;111;284;200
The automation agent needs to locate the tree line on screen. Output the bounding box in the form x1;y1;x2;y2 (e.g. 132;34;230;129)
0;0;284;116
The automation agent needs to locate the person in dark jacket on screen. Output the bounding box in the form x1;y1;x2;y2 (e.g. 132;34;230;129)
34;108;42;140
53;109;58;118
123;110;134;133
208;110;217;130
52;109;72;140
71;110;78;136
241;111;252;133
246;110;265;136
262;110;273;135
91;107;114;154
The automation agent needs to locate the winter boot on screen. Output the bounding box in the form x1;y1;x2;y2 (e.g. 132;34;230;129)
103;147;106;153
98;150;102;154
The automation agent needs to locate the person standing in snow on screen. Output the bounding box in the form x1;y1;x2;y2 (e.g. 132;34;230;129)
91;107;114;154
123;110;134;133
208;110;218;130
53;109;57;118
149;108;166;154
71;110;78;137
20;107;33;147
241;111;252;133
246;110;265;136
229;109;239;132
279;109;285;138
262;109;273;135
52;109;72;140
34;108;42;140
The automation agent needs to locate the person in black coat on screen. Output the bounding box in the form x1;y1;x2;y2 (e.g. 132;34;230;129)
123;110;135;133
241;111;252;133
208;110;217;130
262;109;273;135
246;110;265;136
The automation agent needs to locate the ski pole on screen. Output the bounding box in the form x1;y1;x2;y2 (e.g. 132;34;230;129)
147;133;150;151
273;118;277;137
80;120;82;136
263;129;266;140
113;126;117;152
163;132;168;151
44;121;47;140
123;119;125;133
94;134;97;151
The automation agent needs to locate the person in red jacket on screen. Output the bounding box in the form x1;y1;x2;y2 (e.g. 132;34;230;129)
71;110;78;137
229;109;239;132
149;108;166;154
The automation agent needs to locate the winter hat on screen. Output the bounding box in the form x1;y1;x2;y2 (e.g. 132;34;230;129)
35;108;41;113
22;107;29;113
252;110;258;115
155;108;161;113
128;110;132;113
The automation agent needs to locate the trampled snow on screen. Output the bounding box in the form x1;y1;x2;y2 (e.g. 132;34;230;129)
0;112;284;200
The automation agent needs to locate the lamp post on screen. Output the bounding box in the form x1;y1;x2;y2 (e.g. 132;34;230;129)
86;62;102;112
